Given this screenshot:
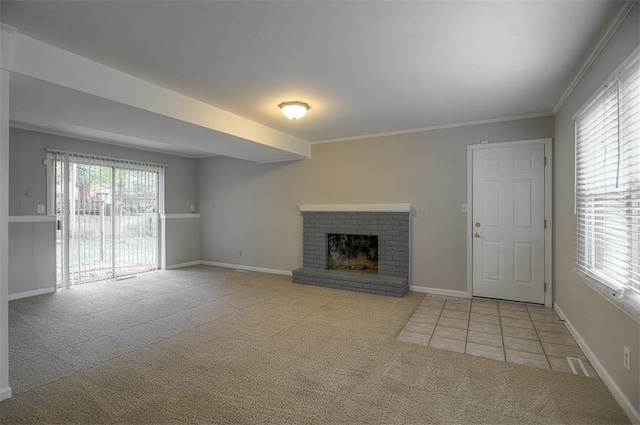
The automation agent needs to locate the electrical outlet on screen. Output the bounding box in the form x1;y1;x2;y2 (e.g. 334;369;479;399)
624;346;631;371
461;203;468;212
37;204;45;214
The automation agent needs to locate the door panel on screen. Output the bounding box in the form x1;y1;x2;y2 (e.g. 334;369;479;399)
482;242;501;281
481;181;500;226
472;144;545;304
513;180;532;227
513;243;533;284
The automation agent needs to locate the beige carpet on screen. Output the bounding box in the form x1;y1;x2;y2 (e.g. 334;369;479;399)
1;266;628;424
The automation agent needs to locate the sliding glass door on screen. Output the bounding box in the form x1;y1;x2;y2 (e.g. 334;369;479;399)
51;152;163;287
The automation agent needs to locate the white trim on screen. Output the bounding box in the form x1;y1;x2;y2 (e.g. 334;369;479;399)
544;139;553;308
8;215;56;223
553;1;637;115
311;112;553;144
200;261;292;276
166;261;202;270
160;213;200;219
466;138;553;307
466;149;474;299
0;23;18;34
299;203;412;212
8;287;55;301
0;386;11;402
554;303;640;424
410;285;471;299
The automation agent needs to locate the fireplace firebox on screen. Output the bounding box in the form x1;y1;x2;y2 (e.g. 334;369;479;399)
327;234;378;273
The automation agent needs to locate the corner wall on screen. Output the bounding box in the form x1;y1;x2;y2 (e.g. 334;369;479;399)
0;69;12;401
197;116;554;294
554;3;640;419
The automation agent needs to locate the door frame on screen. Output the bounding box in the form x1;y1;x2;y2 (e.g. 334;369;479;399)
466;138;553;307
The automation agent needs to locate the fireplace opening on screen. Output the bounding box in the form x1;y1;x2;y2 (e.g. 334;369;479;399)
327;234;378;274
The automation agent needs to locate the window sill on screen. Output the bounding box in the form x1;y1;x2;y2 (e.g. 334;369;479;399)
572;269;640;325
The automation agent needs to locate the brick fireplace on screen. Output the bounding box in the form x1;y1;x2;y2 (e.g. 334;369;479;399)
292;204;411;297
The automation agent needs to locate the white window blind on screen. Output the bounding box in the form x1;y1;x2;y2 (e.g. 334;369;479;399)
576;53;640;302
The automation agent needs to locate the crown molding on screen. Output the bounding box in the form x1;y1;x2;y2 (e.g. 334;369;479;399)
552;0;637;114
310;112;552;145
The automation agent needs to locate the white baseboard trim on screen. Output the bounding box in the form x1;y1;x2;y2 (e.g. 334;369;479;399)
166;261;202;270
555;303;640;424
201;261;292;276
8;287;55;301
0;386;12;401
410;285;471;299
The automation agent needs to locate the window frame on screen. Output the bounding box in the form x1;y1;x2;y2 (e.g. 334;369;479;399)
574;46;640;319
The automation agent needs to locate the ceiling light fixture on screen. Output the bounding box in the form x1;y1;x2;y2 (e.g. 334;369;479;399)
278;101;310;120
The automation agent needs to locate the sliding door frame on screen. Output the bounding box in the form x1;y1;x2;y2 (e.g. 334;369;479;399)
46;151;166;287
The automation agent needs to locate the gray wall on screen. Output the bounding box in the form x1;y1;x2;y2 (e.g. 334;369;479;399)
8;221;55;297
197;115;554;291
165;217;200;268
554;3;639;416
10;127;197;216
8;128;200;296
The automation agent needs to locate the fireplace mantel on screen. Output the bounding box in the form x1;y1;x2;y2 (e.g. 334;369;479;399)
299;203;412;213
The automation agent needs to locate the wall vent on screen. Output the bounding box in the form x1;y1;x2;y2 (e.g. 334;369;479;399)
567;357;590;377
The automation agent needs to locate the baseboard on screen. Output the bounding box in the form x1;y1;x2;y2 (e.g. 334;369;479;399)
0;386;12;401
410;285;471;299
8;287;55;301
200;261;292;276
166;261;202;270
555;303;640;424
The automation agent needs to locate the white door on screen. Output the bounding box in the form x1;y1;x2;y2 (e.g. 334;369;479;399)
471;143;545;303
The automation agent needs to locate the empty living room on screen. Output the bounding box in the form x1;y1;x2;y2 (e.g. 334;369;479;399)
0;1;639;423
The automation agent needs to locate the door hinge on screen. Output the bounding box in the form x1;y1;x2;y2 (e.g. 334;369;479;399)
544;156;547;166
544;282;547;292
544;219;547;229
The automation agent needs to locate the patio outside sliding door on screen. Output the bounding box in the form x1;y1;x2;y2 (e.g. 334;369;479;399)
50;151;163;288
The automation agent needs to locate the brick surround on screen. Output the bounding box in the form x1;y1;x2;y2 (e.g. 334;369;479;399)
292;208;411;297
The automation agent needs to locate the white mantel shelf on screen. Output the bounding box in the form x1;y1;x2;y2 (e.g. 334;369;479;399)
299;204;412;213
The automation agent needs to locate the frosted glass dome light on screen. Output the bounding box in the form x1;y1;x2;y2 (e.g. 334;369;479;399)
279;101;310;120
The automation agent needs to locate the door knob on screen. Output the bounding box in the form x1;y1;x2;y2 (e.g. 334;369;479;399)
475;222;481;228
474;232;481;238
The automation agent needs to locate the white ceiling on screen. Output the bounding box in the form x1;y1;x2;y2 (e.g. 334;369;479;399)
0;0;625;151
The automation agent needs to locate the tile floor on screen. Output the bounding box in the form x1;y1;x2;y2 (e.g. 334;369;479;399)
397;295;600;379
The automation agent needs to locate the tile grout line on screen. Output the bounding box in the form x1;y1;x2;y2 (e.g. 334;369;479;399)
525;305;552;369
497;303;507;363
423;294;436;346
464;297;473;354
429;296;446;348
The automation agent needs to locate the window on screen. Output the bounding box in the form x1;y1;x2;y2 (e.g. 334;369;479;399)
575;51;640;310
